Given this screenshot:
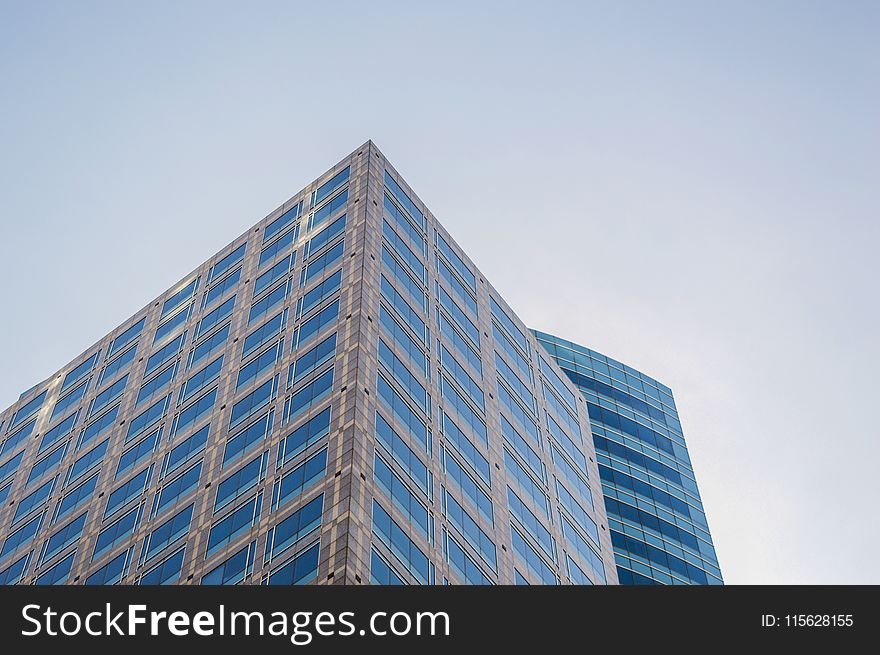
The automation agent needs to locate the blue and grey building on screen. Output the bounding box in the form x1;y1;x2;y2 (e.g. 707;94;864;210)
0;142;623;585
533;332;722;585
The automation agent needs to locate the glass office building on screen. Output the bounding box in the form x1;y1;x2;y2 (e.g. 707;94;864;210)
533;331;722;585
0;142;617;585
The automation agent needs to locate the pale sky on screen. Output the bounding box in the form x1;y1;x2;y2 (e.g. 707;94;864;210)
1;1;877;583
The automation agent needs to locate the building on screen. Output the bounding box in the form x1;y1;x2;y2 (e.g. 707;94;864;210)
0;141;616;585
533;331;723;585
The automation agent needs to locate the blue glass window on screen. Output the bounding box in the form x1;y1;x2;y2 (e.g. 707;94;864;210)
144;334;185;377
436;232;476;293
380;276;426;344
209;243;246;283
375;413;428;493
198;296;235;338
441;346;483;411
172;388;217;437
510;526;556;585
11;389;47;429
371;548;405;585
116;428;160;478
442;413;489;485
371;500;429;585
379;339;428;416
201;543;255;585
0;554;30;585
504;449;549;520
259;227;299;268
291;334;335;387
1;418;37;457
39;412;78;453
445;531;492;585
136;365;176;407
500;415;544;482
13;478;55;524
297;300;338;348
276;407;330;467
437;256;477;316
109;317;145;358
383;192;425;255
555;478;600;546
374;454;428;539
283;370;332;424
93;506;140;559
493;323;530;379
165;425;208;476
204;267;241;307
206;496;261;557
140;548;185;585
255;254;292;297
26;444;67;486
190;324;230;369
443;491;496;572
145;504;193;561
230;379;274;429
266;541;319;585
306;214;345;257
182;356;223;403
243;311;285;359
68;439;109;484
275;449;326;509
383;220;426;285
543;382;582;442
1;513;43;562
507;486;554;559
441;377;486;446
162;278;198;319
215;455;263;512
298;270;341;318
546;412;587;474
61;351;100;392
497;384;539;445
126;396;168;443
80;404;120;449
0;451;25;486
382;246;426;313
301;241;343;287
314;166;349;207
104;467;150;518
156;462;202;515
35;551;76;585
42;512;87;564
238;343;280;391
309;189;347;231
266;494;323;560
99;345;137;387
56;473;99;522
91;374;128;416
50;381;88;422
223;413;272;467
489;297;528;354
438;312;481;376
443;449;492;524
496;352;536;415
560;513;605;583
265;203;301;243
379;305;427;376
248;280;289;325
154;306;190;346
85;550;130;585
550;442;593;510
384;171;426;231
377;373;428;451
438;285;479;348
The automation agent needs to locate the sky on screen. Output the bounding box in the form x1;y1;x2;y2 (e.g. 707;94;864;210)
0;1;877;584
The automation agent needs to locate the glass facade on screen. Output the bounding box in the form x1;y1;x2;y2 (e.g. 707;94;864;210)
0;142;619;585
533;331;723;585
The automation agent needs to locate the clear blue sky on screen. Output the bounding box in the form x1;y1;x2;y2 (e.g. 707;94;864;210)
1;1;878;583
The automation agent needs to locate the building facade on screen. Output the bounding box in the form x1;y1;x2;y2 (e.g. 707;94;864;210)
0;141;616;586
533;332;722;584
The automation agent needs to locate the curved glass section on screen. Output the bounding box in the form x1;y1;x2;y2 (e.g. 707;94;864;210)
533;330;723;585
